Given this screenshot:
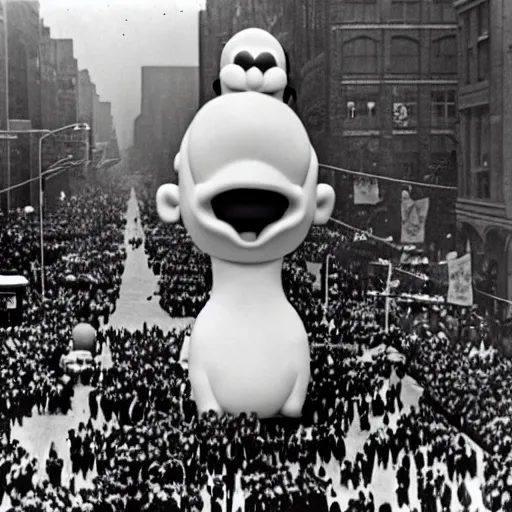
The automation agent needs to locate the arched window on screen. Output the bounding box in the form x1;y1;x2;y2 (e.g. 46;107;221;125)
342;37;378;74
390;36;419;74
431;36;457;75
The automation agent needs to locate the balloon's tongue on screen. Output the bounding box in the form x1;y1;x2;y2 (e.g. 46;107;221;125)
240;232;258;242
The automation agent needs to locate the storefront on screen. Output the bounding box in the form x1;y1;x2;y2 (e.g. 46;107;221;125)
0;274;29;327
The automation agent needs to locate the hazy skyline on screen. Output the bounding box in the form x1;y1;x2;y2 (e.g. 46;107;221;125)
40;0;200;150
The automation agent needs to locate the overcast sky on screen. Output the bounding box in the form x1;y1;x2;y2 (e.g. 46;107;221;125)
40;0;201;150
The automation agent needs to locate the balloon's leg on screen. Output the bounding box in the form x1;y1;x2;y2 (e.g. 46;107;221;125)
189;365;223;416
280;370;309;418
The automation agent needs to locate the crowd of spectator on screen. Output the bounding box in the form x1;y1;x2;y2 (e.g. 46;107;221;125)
0;179;511;511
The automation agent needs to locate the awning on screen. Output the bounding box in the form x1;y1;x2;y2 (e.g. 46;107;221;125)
0;275;29;288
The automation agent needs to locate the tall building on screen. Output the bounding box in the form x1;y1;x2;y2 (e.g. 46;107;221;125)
455;0;512;310
0;1;8;132
95;101;112;143
54;39;78;127
133;66;199;183
198;0;329;162
39;23;59;130
199;0;458;247
0;1;9;212
329;0;457;179
5;0;40;209
78;69;95;135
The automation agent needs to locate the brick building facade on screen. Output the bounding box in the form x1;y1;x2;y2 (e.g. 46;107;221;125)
455;0;512;310
199;0;458;246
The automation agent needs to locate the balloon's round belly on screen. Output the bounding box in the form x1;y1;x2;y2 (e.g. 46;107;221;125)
199;343;297;418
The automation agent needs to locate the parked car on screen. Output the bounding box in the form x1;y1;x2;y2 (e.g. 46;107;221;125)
59;350;95;375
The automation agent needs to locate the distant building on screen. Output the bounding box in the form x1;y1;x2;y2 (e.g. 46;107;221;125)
95;101;112;143
133;66;199;183
54;39;78;127
455;0;512;311
78;70;95;137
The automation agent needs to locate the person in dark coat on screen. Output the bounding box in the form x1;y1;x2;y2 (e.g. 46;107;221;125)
88;389;98;420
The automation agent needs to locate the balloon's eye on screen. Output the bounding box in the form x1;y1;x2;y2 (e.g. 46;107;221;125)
233;51;254;71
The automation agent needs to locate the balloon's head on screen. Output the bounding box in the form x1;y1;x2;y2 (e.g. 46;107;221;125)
212;28;296;105
157;92;335;264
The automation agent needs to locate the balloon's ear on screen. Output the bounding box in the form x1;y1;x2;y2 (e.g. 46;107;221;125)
213;79;221;96
313;184;335;225
283;86;297;105
156;184;180;224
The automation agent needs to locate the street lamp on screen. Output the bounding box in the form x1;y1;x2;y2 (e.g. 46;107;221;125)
39;123;90;300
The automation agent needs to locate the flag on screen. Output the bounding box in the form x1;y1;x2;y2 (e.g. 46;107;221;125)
401;197;430;244
353;178;380;205
447;253;473;306
305;262;322;290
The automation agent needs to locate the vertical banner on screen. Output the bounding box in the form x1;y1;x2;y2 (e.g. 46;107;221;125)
401;197;430;244
353;178;380;205
305;262;322;290
447;253;473;306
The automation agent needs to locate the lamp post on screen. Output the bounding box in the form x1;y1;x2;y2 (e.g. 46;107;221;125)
384;261;393;334
38;123;90;300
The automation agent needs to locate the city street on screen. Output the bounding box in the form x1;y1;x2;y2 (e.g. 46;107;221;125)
3;0;512;507
3;190;193;511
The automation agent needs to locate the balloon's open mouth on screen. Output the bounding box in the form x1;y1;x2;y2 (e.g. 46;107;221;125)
211;189;289;241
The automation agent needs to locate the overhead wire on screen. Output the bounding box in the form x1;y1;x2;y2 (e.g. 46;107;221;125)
320;163;457;191
328;215;512;307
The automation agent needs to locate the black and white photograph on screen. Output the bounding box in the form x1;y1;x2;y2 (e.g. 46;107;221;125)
0;0;510;511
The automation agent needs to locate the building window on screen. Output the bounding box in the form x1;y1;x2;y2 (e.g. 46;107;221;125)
431;89;456;128
393;136;419;178
342;37;378;74
431;135;455;158
429;0;456;23
389;0;421;23
344;137;380;172
431;36;457;75
343;85;379;129
469;106;490;200
477;2;490;82
393;85;418;128
390;36;420;74
343;0;378;22
474;107;489;169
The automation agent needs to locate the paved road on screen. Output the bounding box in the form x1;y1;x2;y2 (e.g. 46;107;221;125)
108;188;194;333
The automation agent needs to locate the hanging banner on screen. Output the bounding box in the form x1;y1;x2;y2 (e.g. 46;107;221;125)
447;253;473;307
401;197;430;244
305;262;322;290
353;178;380;205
